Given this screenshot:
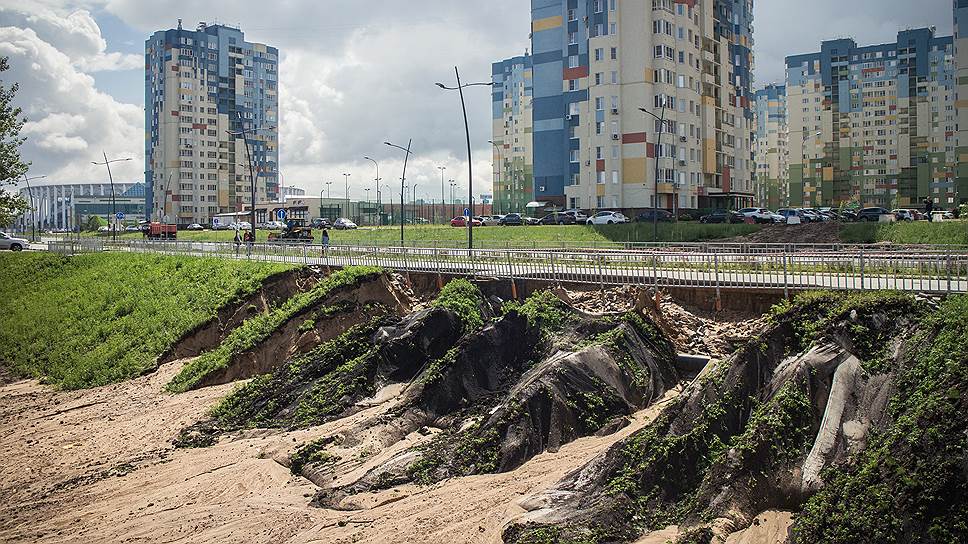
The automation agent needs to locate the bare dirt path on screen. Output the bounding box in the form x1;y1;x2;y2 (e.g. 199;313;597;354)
0;360;681;544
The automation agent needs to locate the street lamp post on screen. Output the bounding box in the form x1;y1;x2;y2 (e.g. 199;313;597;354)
437;166;446;225
385;140;413;246
342;173;351;220
639;103;667;242
20;173;45;242
364;156;381;226
226;114;275;243
319;187;325;220
92;152;132;242
449;180;457;219
436;68;493;249
413;183;418;224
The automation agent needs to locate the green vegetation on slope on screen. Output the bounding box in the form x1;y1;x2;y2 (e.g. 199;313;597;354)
792;294;968;543
840;221;968;245
0;253;293;389
167;266;383;393
431;278;485;332
209;317;388;429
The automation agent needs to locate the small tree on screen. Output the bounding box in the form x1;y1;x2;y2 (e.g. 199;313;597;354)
0;56;30;228
85;215;107;232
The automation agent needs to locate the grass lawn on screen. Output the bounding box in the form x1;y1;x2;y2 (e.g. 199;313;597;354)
0;252;295;389
65;222;762;246
840;221;968;245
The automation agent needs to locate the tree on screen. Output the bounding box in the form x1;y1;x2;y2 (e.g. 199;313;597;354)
0;56;30;228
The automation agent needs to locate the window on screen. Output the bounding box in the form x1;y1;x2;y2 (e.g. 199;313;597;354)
568;55;579;68
594;48;605;62
610;47;618;60
570;149;580;162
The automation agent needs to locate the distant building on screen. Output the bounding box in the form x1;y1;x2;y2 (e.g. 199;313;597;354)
17;182;146;230
145;20;279;226
753;85;788;209
785;27;957;209
280;186;307;199
955;0;968;200
522;0;755;212
492;53;534;214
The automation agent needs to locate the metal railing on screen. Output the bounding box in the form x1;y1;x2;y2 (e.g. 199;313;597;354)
46;239;968;295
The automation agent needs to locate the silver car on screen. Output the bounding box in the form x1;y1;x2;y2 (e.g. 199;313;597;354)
0;232;29;251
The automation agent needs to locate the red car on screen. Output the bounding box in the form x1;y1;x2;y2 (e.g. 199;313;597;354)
450;216;482;227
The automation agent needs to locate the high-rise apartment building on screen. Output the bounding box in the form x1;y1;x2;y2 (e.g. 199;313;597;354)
523;0;755;212
955;1;968;201
145;21;279;225
492;54;535;214
753;84;788;209
785;28;957;209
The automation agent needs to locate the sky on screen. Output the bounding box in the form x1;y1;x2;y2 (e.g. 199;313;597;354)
0;0;955;202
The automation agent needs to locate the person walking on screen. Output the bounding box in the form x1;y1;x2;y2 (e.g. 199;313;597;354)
243;230;253;257
233;228;242;257
925;199;934;222
321;229;330;257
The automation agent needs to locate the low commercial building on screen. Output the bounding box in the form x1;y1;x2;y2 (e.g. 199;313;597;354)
17;182;146;231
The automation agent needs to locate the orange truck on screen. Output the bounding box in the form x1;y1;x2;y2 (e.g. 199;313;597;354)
147;222;177;240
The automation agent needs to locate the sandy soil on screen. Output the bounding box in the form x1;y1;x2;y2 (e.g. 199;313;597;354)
0;359;681;544
724;511;793;544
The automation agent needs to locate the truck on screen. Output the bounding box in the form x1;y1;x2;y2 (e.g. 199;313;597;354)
145;222;177;240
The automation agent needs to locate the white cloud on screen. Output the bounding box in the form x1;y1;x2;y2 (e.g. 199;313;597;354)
0;2;142;72
0;26;143;182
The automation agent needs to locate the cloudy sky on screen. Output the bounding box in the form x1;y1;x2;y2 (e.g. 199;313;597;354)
0;0;954;201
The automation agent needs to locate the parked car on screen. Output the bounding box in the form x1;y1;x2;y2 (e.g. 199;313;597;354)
840;209;859;222
700;210;744;224
561;209;589;223
260;221;287;230
892;209;916;222
0;232;29;251
230;221;252;231
186;223;205;231
333;218;358;230
536;213;577;225
311;218;333;229
776;208;808;223
524;216;541;225
124;225;141;232
450;216;481;227
635;209;674;223
499;213;524;226
857;207;891;222
475;216;500;226
800;209;825;222
586;211;629;225
768;211;786;224
737;208;775;224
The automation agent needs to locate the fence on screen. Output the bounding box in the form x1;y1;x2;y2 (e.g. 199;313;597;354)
47;239;968;295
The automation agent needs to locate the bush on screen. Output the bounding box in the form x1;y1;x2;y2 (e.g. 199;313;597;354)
0;253;292;389
432;278;484;331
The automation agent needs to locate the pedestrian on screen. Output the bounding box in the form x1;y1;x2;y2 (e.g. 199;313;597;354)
233;228;242;256
925;199;934;222
321;229;330;256
243;230;254;257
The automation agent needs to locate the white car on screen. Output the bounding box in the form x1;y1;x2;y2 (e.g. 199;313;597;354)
478;216;501;226
562;209;589;223
586;211;629;225
738;208;774;224
334;218;358;230
892;209;916;222
0;232;29;251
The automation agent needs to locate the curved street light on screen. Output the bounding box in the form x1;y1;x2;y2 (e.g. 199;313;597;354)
364;156;381;225
92;153;132;241
226;116;276;241
436;69;493;249
385;140;414;246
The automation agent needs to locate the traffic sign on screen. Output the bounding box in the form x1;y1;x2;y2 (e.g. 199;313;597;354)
213;217;222;226
276;209;287;220
464;208;470;217
116;212;125;220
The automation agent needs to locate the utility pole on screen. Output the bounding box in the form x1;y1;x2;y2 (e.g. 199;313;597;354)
385;140;413;246
226;114;275;243
342;173;351;219
438;166;446;224
639;102;667;242
19;173;45;242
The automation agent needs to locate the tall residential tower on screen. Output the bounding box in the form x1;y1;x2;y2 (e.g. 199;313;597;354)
145;21;279;225
492;53;535;214
753;84;788;209
785;28;956;209
521;0;755;212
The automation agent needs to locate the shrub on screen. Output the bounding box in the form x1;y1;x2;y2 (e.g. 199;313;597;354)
432;278;484;331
